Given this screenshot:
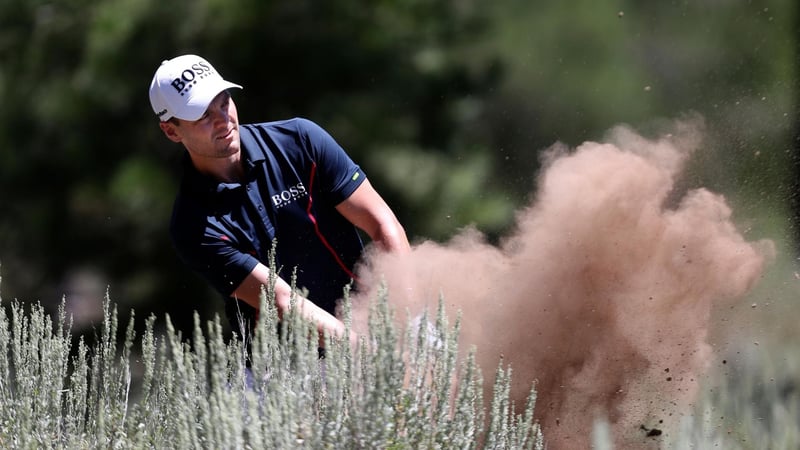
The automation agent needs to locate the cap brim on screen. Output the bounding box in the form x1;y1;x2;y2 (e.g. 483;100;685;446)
173;80;243;121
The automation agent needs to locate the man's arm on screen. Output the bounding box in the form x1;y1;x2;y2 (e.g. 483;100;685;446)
335;179;410;253
230;262;348;342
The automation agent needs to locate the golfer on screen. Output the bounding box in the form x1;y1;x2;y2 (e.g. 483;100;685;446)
149;54;409;344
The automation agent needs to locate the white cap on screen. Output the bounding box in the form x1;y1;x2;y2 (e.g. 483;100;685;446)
148;54;242;122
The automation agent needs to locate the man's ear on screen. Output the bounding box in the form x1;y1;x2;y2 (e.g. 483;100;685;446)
159;121;182;143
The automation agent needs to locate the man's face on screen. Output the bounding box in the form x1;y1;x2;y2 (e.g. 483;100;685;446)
160;91;240;159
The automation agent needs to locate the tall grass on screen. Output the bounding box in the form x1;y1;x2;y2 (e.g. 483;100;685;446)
2;281;797;449
668;348;800;449
0;284;543;449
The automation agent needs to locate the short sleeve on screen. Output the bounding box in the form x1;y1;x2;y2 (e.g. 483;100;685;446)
295;118;366;203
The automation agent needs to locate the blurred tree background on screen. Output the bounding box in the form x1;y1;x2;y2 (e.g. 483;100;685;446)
0;0;795;336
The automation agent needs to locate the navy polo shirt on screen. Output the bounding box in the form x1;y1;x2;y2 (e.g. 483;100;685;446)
170;118;366;332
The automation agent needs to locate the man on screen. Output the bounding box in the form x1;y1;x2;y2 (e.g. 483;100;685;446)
149;54;409;343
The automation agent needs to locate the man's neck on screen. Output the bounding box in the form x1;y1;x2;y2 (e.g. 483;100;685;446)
190;152;245;183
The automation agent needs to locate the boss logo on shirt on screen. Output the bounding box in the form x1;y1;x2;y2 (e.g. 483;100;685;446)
271;183;308;208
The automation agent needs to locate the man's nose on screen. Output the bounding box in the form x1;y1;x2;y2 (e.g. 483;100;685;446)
210;107;229;126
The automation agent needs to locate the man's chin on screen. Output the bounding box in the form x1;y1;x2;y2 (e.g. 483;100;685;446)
218;134;240;154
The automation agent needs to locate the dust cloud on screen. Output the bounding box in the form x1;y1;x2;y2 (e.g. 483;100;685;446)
352;117;773;448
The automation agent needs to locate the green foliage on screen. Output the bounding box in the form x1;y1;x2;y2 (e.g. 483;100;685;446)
482;0;795;209
0;288;544;448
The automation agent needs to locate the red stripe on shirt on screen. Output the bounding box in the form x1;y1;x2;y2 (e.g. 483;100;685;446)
306;162;359;282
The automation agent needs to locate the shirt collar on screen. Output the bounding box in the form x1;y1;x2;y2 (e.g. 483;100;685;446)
239;124;265;170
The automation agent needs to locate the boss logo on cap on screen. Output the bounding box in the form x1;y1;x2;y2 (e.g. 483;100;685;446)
170;61;215;96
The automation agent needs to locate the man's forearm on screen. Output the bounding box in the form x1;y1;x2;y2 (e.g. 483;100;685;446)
232;262;350;344
376;227;410;253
